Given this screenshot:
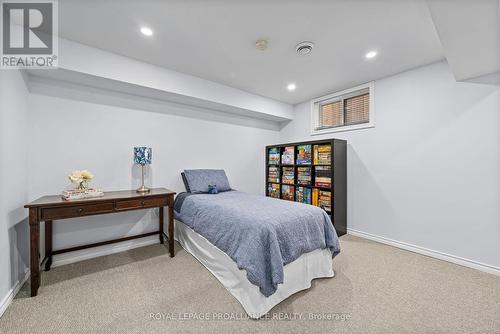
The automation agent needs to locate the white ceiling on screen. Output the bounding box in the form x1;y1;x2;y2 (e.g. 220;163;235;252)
58;0;445;104
426;0;500;83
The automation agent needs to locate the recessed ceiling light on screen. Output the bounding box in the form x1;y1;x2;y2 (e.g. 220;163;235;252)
140;27;153;36
365;50;377;59
287;83;296;91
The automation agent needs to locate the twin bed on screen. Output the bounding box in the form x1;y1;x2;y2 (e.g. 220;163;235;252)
173;169;341;318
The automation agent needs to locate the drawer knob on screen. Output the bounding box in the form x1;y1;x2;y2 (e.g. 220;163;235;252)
141;201;145;206
77;208;83;214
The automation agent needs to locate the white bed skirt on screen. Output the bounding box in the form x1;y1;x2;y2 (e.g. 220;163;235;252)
174;219;334;318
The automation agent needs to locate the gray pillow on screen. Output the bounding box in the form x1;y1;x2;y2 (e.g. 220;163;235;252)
183;169;231;193
181;172;191;192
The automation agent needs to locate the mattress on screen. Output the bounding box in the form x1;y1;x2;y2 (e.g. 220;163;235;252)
174;219;334;318
174;191;340;297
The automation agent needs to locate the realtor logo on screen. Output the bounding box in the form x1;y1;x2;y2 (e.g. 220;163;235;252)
1;0;58;68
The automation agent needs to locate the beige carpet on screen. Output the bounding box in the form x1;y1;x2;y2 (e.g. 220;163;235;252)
1;235;499;334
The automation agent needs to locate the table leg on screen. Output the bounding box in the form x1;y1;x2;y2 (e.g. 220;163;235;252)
29;208;40;297
44;220;53;271
168;205;174;257
159;207;164;244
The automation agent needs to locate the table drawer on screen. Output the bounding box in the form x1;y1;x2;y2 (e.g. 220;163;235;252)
41;203;114;220
115;197;168;211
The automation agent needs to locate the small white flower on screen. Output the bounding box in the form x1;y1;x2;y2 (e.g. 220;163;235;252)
68;170;94;184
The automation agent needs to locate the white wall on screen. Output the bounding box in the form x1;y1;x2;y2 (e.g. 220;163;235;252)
0;70;30;314
280;61;500;269
27;93;279;264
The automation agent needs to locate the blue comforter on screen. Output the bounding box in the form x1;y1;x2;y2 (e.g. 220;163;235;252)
174;191;340;297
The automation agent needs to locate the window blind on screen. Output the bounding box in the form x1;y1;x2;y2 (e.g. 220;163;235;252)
345;93;369;125
319;100;343;128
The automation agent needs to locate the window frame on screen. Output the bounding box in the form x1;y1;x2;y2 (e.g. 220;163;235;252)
310;81;375;135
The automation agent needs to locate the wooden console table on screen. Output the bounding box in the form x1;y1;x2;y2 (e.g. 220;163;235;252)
25;188;176;297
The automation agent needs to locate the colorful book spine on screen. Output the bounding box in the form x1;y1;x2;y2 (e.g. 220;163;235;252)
296;145;312;165
315;165;331;187
282;185;295;201
297;166;312;185
282;167;295;185
268;147;280;165
311;189;331;211
313;144;331;165
318;190;332;212
268;166;280;183
295;186;312;204
267;183;280;198
312;188;319;206
281;146;295;165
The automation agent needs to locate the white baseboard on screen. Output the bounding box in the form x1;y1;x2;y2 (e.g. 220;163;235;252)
52;236;160;267
0;268;30;318
347;228;500;276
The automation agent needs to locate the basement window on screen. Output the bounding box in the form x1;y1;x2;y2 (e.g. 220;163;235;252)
311;82;374;135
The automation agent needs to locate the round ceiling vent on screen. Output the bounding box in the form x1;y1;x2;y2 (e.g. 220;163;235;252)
296;41;314;55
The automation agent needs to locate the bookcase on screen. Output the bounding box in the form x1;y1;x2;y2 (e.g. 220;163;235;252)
265;139;347;236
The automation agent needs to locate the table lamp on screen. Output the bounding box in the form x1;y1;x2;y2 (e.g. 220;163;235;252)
134;147;152;193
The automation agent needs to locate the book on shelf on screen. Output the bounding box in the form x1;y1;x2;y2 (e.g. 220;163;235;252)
281;185;294;201
313;144;331;165
297;166;312;185
312;189;331;212
282;167;295;184
314;165;331;188
296;145;311;165
318;190;332;212
281;146;295;165
295;186;311;204
268;147;280;165
268;166;280;183
312;188;319;206
265;140;347;236
267;183;280;198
